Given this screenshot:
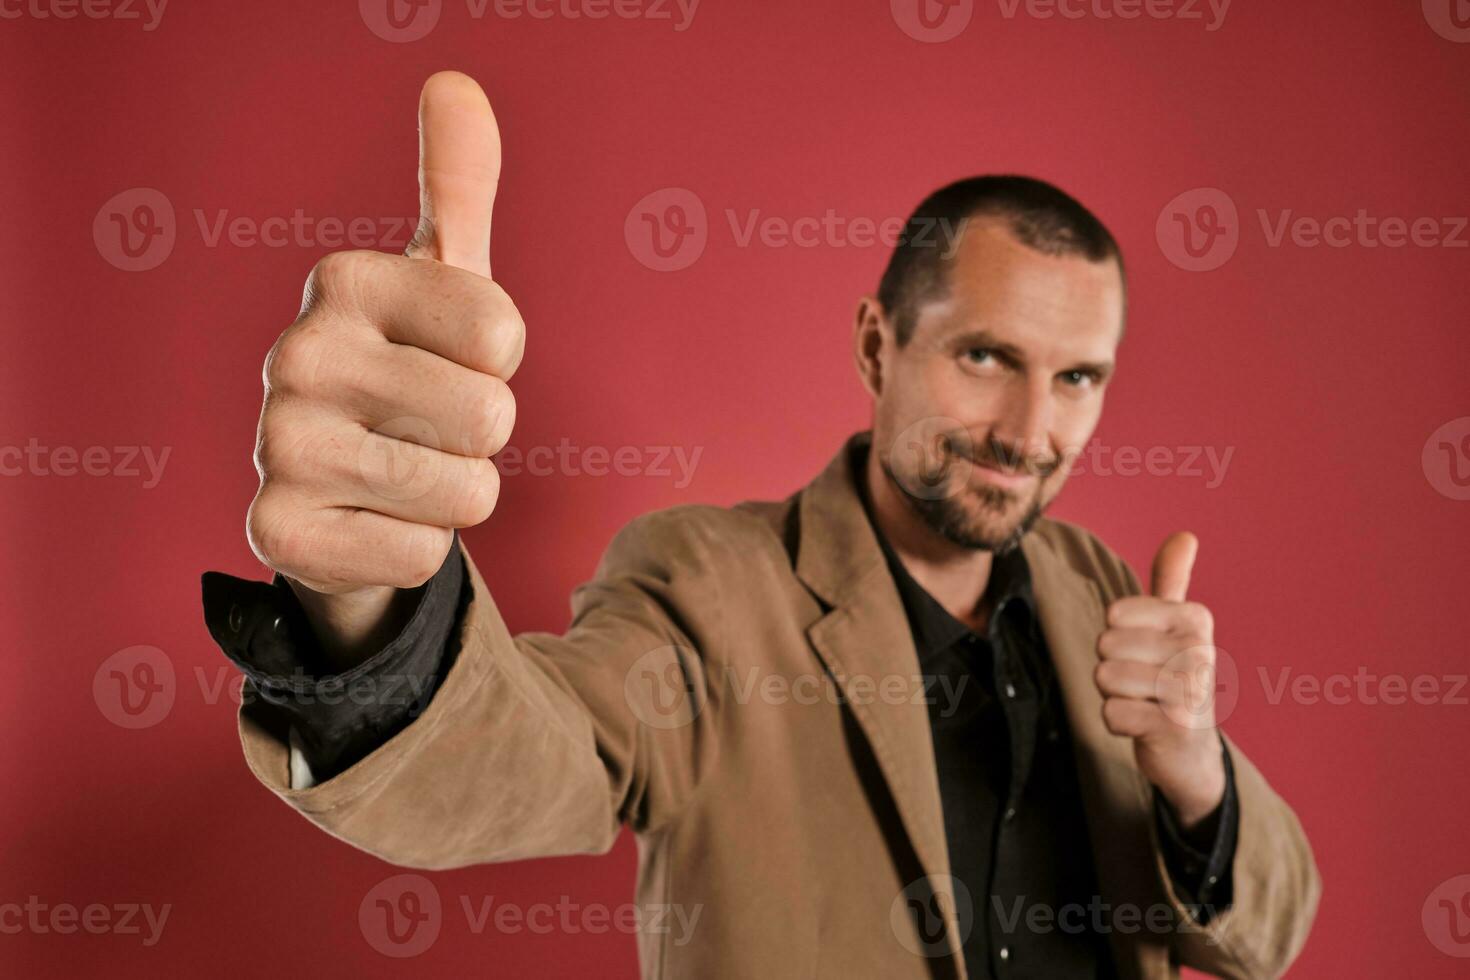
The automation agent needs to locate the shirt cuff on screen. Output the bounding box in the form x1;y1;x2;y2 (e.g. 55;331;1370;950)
1153;735;1239;924
200;536;469;782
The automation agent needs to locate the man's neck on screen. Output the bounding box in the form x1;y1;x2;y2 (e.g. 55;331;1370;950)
863;444;995;633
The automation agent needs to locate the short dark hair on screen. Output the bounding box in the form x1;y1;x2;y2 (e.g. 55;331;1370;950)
876;175;1124;344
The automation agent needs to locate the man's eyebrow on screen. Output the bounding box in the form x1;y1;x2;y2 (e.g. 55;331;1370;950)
950;329;1023;359
1069;359;1116;379
951;329;1115;378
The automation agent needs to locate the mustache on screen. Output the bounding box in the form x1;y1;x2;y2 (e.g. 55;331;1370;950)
944;434;1062;478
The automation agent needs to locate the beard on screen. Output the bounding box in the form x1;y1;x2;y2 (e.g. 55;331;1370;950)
879;431;1055;554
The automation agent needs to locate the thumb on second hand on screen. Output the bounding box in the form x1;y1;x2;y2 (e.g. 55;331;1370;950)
1150;531;1198;602
406;70;501;278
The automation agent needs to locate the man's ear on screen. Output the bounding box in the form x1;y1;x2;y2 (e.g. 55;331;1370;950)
853;296;890;399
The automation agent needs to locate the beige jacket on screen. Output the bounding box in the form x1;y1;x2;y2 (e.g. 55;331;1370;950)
236;432;1320;979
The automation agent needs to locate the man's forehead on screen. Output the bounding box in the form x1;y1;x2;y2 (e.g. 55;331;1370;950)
948;217;1121;294
923;217;1126;347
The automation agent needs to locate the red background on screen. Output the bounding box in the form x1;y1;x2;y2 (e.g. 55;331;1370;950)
3;0;1468;976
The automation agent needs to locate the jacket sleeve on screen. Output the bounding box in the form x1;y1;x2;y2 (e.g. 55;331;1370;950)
1108;550;1322;978
234;506;731;870
1153;736;1321;978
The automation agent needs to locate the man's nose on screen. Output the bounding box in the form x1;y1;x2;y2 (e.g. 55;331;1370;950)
990;382;1052;469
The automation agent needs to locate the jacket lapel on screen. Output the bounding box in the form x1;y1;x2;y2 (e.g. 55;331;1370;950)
794;433;1163;976
1022;529;1159;980
795;433;963;965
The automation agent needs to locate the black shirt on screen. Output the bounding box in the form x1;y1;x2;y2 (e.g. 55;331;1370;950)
855;468;1236;978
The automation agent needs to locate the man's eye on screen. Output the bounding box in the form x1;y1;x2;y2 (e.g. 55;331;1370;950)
964;348;994;365
1061;369;1096;388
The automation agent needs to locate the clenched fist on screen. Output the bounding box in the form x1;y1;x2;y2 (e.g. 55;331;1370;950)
245;72;522;656
1094;532;1228;829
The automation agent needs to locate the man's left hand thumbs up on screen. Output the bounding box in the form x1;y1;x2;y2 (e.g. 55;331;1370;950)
1095;531;1227;830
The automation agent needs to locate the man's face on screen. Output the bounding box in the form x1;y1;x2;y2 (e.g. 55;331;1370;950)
870;218;1125;553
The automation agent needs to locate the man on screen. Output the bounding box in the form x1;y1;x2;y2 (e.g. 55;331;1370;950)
202;72;1319;979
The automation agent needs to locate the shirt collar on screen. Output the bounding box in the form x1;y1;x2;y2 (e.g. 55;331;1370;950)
853;442;1039;661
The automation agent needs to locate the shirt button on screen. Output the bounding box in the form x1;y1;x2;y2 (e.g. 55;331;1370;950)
999;946;1011;961
1207;875;1219;886
228;603;244;633
1004;682;1017;699
1003;807;1017;822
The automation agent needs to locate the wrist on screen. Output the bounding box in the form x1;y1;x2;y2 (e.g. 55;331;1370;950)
286;580;420;671
1157;743;1227;831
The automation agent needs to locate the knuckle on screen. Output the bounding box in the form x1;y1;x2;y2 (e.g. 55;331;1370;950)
263;324;327;394
450;459;501;527
305;249;373;308
252;408;292;476
254;406;304;478
462;309;525;378
1184;646;1215;674
246;491;305;572
461;381;500;453
1183;602;1214;637
463;377;515;455
392;525;454;589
